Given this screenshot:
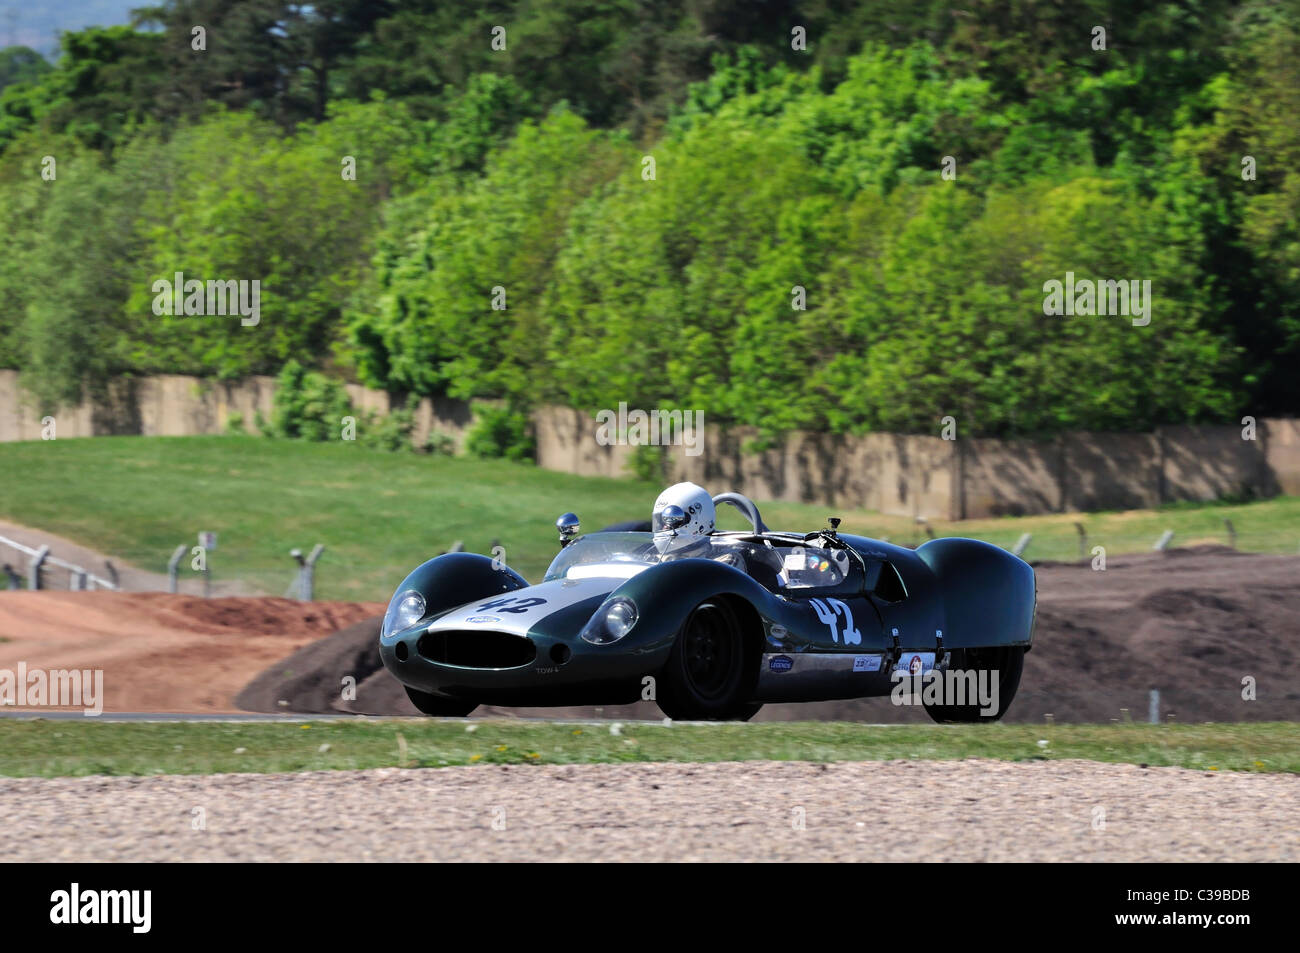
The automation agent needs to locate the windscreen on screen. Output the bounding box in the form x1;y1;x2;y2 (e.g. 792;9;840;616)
543;532;659;582
544;532;857;591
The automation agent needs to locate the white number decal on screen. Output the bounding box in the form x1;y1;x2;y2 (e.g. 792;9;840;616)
834;598;863;646
809;598;862;645
810;598;838;641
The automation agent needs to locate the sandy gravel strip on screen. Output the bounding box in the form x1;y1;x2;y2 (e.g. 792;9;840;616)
2;759;1296;862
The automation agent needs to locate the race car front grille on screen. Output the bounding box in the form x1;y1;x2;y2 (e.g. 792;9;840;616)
417;630;537;669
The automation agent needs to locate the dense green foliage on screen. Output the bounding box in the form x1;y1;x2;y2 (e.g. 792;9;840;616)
0;47;51;92
1;1;1297;436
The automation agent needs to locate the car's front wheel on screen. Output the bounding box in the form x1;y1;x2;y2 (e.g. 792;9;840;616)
922;646;1024;723
404;686;478;717
656;599;761;721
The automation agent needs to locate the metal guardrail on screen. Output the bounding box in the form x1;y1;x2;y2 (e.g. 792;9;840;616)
0;534;119;591
4;534;330;599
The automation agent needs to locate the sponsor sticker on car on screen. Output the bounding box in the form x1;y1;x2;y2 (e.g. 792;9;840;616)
852;655;882;672
893;652;936;675
465;616;501;624
769;654;794;673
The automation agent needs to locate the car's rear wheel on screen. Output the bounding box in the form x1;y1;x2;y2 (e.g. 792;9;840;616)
404;686;478;717
922;646;1024;723
656;599;761;721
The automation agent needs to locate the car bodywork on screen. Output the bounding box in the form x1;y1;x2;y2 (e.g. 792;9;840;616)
378;497;1036;717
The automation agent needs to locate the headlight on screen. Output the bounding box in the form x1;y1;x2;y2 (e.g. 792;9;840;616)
383;590;426;637
583;597;637;645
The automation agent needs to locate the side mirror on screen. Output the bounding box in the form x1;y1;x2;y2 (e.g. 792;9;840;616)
556;512;580;547
659;504;688;532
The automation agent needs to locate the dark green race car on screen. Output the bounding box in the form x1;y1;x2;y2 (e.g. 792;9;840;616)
378;491;1035;722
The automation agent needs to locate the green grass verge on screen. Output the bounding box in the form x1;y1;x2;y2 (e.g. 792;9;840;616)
0;719;1296;778
0;436;1298;601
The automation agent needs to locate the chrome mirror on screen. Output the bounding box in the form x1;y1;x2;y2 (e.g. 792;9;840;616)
556;512;580;547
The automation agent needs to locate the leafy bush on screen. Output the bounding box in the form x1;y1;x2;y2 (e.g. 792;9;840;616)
424;431;457;456
264;370;433;453
357;396;417;453
268;360;352;441
464;404;534;462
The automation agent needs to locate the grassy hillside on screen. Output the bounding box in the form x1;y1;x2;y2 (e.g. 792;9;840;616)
0;436;1297;601
0;436;660;600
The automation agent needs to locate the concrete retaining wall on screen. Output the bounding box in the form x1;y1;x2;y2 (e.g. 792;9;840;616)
0;370;474;450
1;370;1295;518
533;405;1294;519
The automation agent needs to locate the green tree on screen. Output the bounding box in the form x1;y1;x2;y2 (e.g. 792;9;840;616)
0;47;51;92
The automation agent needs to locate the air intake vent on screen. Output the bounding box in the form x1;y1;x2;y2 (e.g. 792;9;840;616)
417;630;537;669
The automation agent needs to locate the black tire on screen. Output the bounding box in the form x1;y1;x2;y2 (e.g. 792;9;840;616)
656;599;761;721
404;686;478;717
922;646;1024;723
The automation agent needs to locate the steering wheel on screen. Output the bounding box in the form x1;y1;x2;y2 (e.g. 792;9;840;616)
711;492;768;535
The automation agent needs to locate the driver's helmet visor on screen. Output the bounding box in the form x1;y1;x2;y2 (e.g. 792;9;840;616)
651;510;675;534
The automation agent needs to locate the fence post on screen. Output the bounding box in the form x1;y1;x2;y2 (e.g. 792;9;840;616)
167;544;187;594
1148;689;1160;724
1011;533;1031;557
302;544;325;601
1153;529;1174;551
28;545;49;591
290;548;305;597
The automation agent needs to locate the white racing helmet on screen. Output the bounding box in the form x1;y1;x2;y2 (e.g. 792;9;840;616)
651;482;716;554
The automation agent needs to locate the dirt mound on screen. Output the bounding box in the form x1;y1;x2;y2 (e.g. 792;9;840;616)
238;546;1300;722
0;592;382;713
121;593;375;636
234;617;409;715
